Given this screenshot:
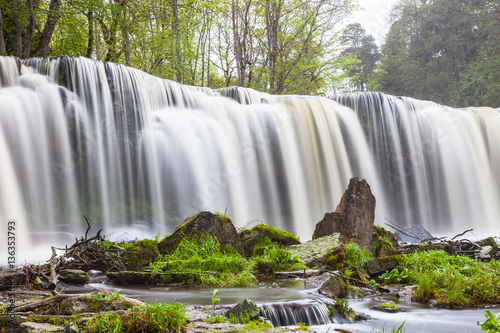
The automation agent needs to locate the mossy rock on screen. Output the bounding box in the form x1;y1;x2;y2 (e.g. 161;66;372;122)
365;255;404;275
158;211;244;255
19;322;65;333
476;237;497;248
59;269;89;284
287;233;344;269
105;238;159;269
318;274;347;298
106;270;215;286
239;224;301;257
54;294;145;315
372;226;398;258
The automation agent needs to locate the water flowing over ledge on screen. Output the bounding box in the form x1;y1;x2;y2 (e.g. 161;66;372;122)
0;56;499;262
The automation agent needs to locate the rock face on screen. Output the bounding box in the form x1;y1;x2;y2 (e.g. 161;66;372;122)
287;233;345;269
318;274;348;299
239;224;301;257
313;178;376;250
225;299;261;323
158;211;244;255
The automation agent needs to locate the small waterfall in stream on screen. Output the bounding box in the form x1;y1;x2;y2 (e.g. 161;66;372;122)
0;56;499;262
260;302;337;326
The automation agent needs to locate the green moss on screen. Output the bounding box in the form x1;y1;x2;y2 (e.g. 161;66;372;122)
251;224;300;243
372;226;398;257
326;251;346;270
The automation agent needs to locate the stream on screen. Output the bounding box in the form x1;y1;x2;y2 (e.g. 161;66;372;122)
67;277;492;333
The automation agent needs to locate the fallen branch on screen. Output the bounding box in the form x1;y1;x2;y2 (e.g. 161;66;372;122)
47;247;60;291
15;293;76;312
451;229;474;240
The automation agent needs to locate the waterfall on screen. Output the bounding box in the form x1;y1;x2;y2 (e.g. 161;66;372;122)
0;56;498;262
334;92;500;233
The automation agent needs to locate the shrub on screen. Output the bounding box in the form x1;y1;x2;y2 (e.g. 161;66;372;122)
344;241;374;269
478;310;500;332
85;302;187;333
380;250;500;307
251;245;306;275
149;234;256;287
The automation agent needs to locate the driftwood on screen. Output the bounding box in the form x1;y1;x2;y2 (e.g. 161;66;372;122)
15;293;77;312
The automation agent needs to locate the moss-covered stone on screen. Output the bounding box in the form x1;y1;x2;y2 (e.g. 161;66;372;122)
287;233;344;269
372;226;398;258
57;294;145;315
19;322;65;333
106;270;217;286
158;211;244;255
318;275;347;299
239;224;301;257
365;255;404;275
59;269;89;284
476;237;498;248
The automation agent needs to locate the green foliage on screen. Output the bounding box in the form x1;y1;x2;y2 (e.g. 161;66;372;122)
211;289;221;310
204;312;226;323
85;302;187;333
85;291;121;301
251;245;306;275
237;320;273;332
380;250;500;307
370;0;500;107
345;241;374;269
377;321;406;333
380;302;399;309
327;298;356;319
149;234;257;287
478;310;500;333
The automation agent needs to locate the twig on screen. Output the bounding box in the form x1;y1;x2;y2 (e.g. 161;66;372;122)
451;229;474;240
83;215;91;241
329;271;369;287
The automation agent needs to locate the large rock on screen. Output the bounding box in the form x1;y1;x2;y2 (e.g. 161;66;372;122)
239;224;301;257
225;299;261;323
365;255;403;275
59;269;89;284
20;322;65;333
158;211;244;255
313;178;376;250
318;274;348;299
287;233;345;269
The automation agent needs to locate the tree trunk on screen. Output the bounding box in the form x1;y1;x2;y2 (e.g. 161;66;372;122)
0;7;5;55
86;11;94;58
171;0;182;83
22;0;35;58
36;0;61;57
12;0;23;57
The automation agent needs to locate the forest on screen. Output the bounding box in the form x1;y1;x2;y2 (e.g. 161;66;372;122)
0;0;498;107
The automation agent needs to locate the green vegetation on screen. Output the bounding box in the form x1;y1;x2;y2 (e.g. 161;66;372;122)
204;312;226;323
149;233;305;287
211;289;221;310
380;250;500;307
478;310;500;333
84;302;187;333
236;320;273;332
369;0;500;107
150;234;255;287
102;237;159;268
377;322;406;333
380;302;399;309
327;298;357;319
345;241;374;269
85;291;121;301
252;245;306;275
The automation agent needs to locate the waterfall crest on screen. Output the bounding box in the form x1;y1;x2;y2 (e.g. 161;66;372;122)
0;56;498;262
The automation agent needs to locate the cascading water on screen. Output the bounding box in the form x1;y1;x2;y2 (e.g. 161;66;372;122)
334;93;500;234
0;56;498;263
0;56;383;262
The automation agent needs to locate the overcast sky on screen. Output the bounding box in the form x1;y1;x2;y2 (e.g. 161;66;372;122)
347;0;399;45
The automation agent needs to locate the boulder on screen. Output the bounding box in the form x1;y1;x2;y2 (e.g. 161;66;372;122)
59;269;89;284
0;268;26;290
58;293;145;315
365;255;403;275
287;233;345;269
225;299;261;323
476;237;498;248
20;322;64;333
158;211;244;255
318;274;347;299
313;178;376;250
239;224;301;257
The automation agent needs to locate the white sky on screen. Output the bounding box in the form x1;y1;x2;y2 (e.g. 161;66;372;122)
346;0;400;45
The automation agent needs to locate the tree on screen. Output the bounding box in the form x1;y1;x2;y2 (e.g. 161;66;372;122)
341;23;381;91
